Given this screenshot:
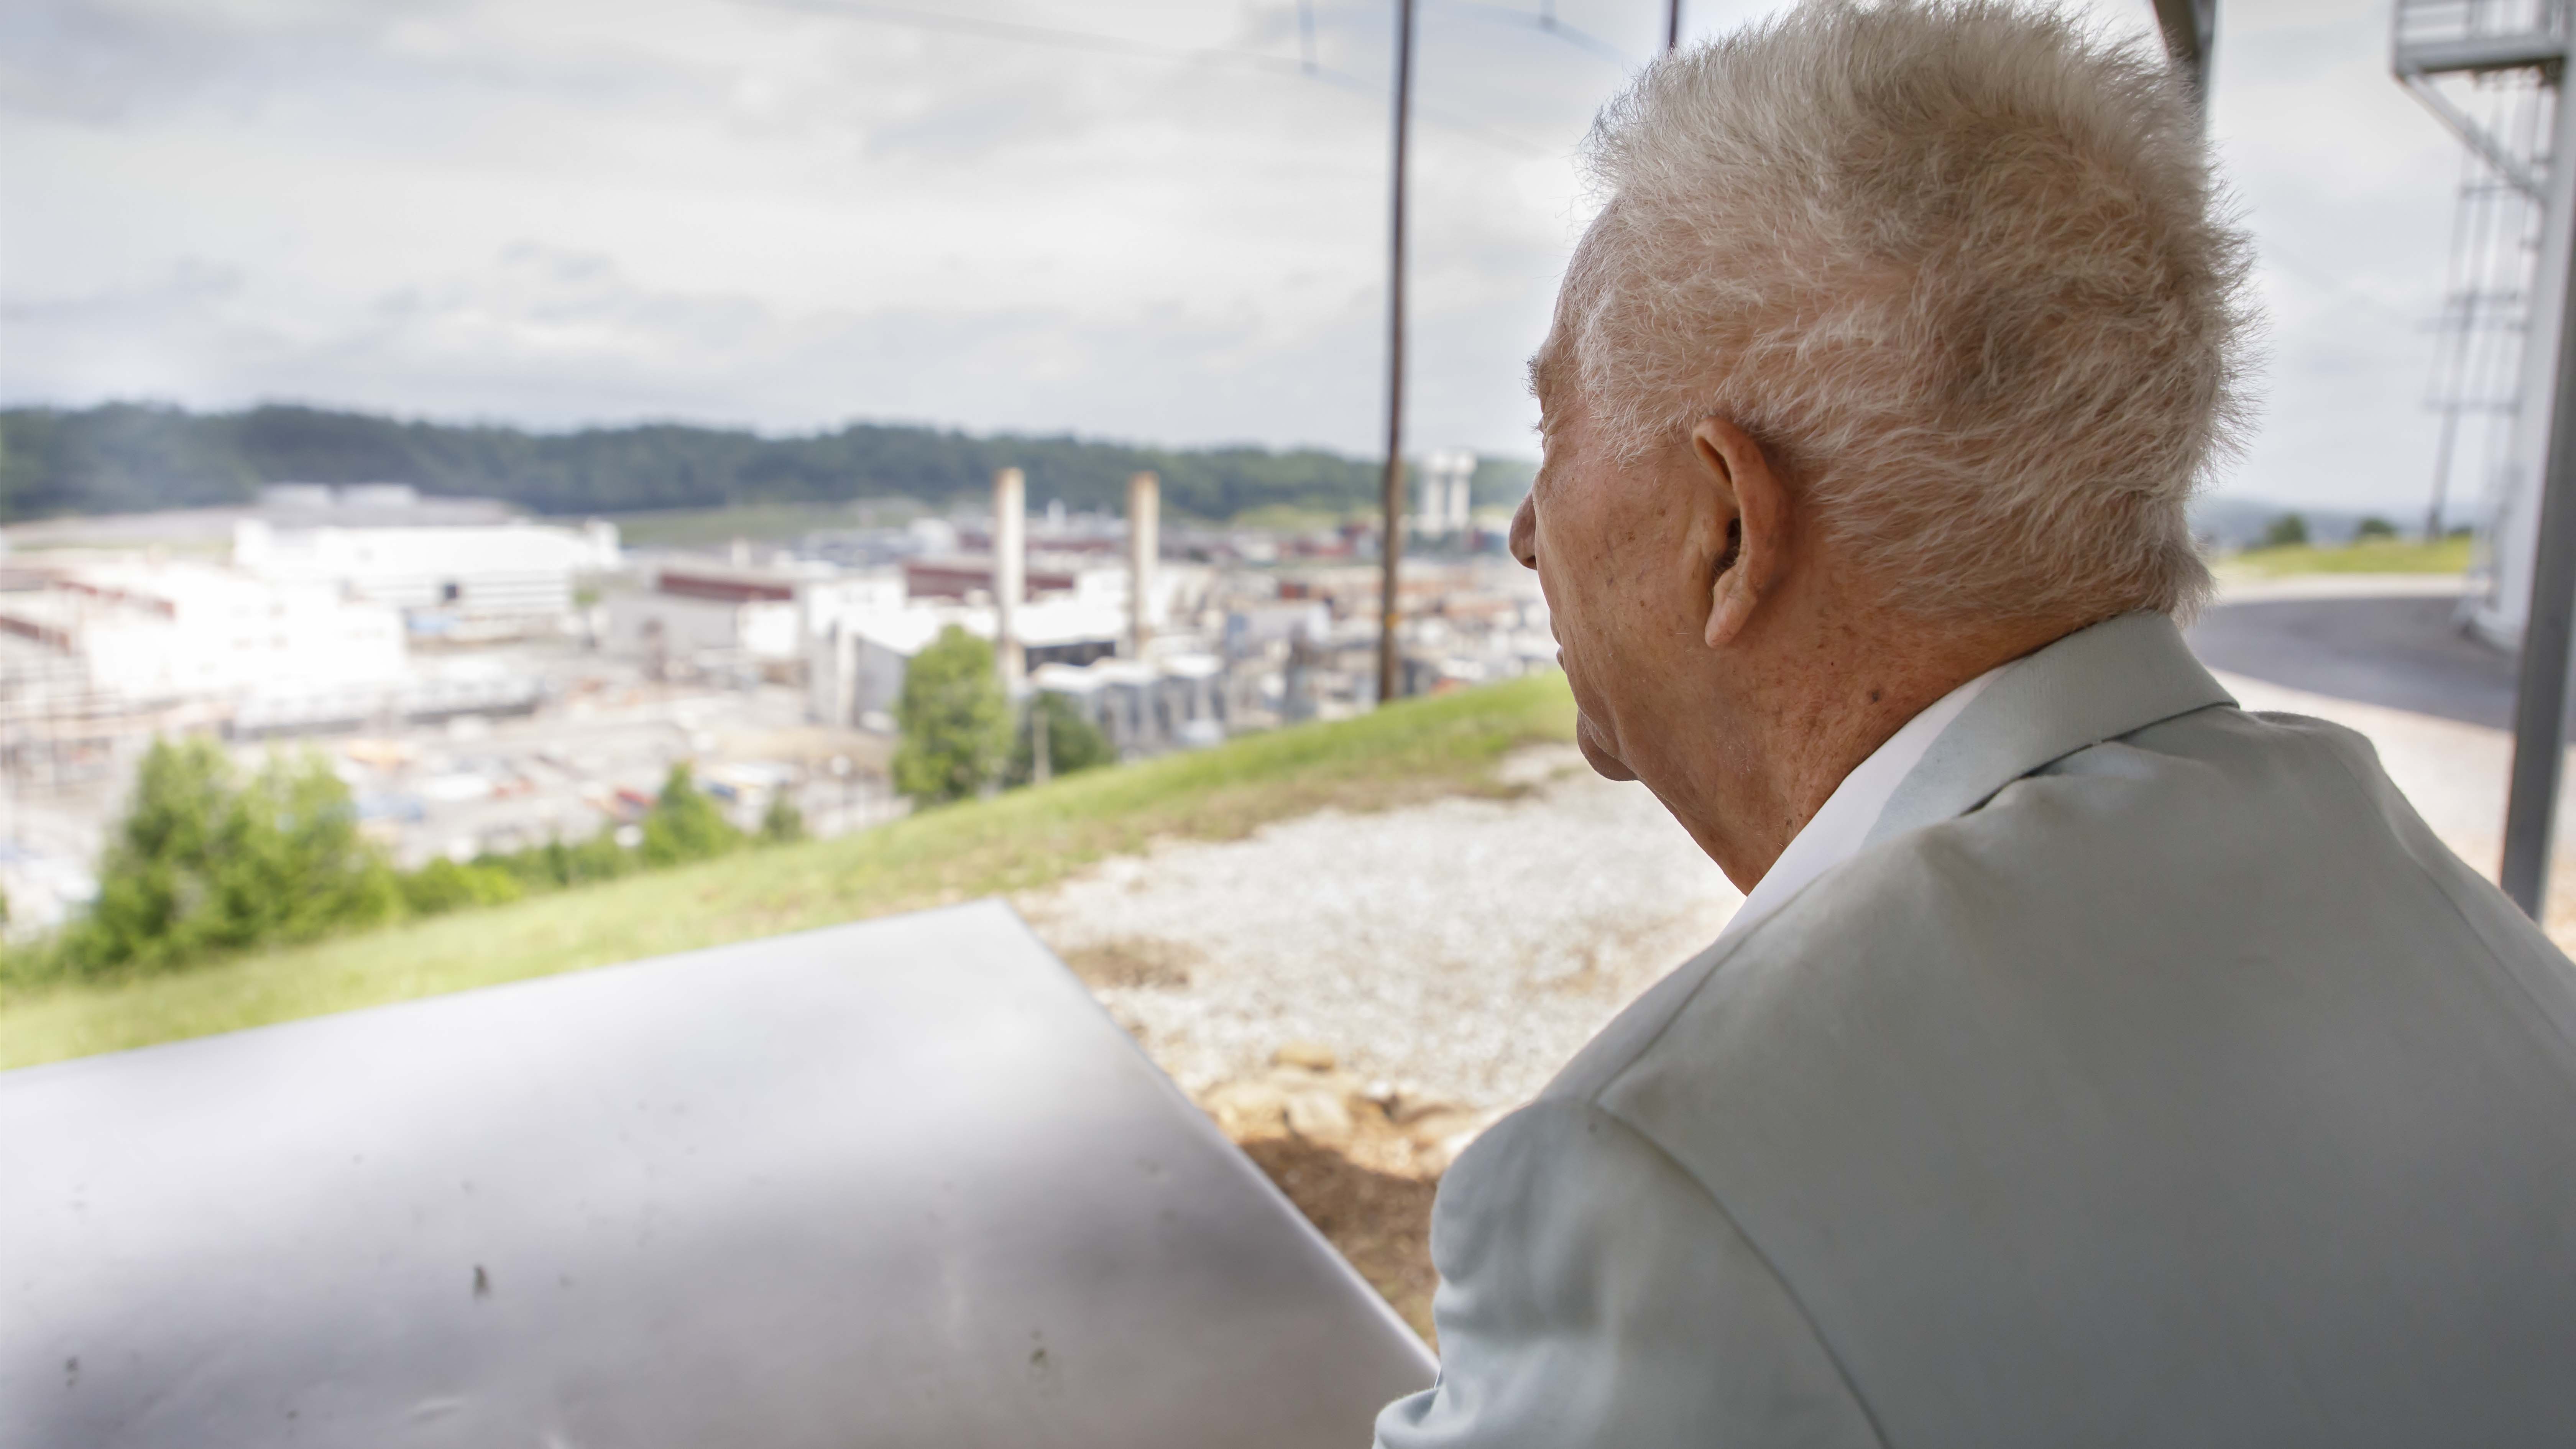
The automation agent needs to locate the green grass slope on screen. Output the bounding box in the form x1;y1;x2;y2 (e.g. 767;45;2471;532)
2221;536;2472;578
0;673;1576;1071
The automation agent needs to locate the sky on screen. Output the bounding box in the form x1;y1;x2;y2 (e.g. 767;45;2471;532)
0;0;2481;516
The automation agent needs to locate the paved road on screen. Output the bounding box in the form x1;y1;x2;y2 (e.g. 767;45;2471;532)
2188;592;2520;731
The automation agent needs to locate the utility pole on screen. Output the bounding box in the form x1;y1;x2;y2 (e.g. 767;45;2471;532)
2151;0;2215;107
1666;0;1682;52
1377;0;1416;709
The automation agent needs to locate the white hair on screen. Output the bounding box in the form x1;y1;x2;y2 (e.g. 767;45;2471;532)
1554;0;2254;621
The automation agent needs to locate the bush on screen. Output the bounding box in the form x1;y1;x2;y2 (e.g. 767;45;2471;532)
1009;693;1116;786
892;626;1010;804
2260;513;2310;549
641;762;743;866
2355;516;2399;540
9;742;828;986
760;790;806;844
449;830;634;901
400;858;526;916
563;830;641;881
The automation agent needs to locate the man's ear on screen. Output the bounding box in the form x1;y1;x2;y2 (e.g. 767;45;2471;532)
1694;417;1790;649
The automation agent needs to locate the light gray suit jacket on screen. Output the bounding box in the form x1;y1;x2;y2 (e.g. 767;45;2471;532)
1376;612;2576;1448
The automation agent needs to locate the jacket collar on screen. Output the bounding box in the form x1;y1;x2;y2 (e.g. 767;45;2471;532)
1862;611;2234;847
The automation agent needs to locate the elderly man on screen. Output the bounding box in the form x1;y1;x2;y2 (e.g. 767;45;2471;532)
1375;3;2576;1446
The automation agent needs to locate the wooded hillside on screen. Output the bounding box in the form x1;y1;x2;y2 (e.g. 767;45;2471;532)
0;403;1533;524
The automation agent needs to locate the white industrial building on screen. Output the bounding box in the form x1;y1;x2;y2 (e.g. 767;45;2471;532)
808;594;1133;730
0;560;407;706
233;516;620;636
605;560;909;680
1030;654;1230;755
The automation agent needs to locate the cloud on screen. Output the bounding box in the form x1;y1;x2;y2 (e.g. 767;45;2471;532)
2212;0;2463;516
0;0;2509;517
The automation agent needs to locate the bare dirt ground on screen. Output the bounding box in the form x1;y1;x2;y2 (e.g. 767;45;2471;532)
1016;679;2561;1339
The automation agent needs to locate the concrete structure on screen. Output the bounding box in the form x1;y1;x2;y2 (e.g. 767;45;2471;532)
1128;471;1160;658
995;468;1026;687
606;561;905;681
234;516;620;637
1417;450;1475;538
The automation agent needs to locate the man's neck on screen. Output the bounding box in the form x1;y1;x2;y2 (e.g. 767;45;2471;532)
1669;611;2079;891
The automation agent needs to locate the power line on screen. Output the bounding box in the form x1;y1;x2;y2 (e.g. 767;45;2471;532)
1444;0;1632;67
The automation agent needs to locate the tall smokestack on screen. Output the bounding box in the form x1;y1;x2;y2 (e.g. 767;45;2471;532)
1127;471;1159;659
994;467;1025;687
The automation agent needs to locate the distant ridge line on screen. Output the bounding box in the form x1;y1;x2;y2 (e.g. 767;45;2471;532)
0;401;1534;527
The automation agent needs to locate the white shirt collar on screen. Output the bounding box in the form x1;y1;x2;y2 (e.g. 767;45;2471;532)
1712;664;2004;947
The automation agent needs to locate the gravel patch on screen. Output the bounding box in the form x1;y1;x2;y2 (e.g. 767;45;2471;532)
1021;678;2574;1123
1015;745;1742;1114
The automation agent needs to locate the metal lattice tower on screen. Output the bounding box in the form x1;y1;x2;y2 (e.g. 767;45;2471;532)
2422;71;2548;542
2395;0;2574;646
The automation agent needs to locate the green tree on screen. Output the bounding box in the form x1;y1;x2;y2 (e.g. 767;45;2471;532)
1008;693;1116;787
66;738;239;973
2354;515;2399;540
2261;513;2310;549
228;752;404;943
640;762;743;866
0;400;1422;525
892;627;1010;804
65;740;395;975
759;790;806;844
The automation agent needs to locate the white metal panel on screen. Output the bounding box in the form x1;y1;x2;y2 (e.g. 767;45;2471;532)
0;901;1433;1448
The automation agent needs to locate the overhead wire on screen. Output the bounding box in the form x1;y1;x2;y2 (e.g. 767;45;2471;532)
1442;0;1632;67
